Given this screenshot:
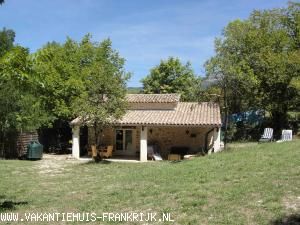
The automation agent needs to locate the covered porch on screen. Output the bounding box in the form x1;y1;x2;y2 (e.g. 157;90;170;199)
71;94;222;161
71;125;221;162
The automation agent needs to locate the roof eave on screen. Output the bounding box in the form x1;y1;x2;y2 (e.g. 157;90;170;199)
113;122;222;127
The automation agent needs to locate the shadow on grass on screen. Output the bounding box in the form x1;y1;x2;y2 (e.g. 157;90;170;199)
169;160;183;163
0;195;6;200
270;214;300;225
82;160;112;165
0;200;28;211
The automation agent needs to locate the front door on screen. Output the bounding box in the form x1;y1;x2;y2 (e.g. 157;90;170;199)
115;129;134;154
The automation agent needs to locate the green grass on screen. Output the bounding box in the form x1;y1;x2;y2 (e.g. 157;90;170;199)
0;141;299;224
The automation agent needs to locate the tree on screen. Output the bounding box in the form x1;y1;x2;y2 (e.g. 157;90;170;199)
205;2;300;139
72;39;130;150
0;45;50;157
33;38;89;120
0;33;129;158
141;57;201;101
33;35;130;157
0;28;15;57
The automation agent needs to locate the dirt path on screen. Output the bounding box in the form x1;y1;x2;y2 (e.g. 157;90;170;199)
35;154;79;175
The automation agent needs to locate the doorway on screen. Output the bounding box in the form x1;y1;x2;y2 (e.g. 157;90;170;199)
115;129;135;154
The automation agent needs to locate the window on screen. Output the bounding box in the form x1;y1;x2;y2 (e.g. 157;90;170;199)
115;129;133;151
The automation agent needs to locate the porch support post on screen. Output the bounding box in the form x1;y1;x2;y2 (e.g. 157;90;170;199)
72;126;80;159
213;127;221;152
140;126;147;162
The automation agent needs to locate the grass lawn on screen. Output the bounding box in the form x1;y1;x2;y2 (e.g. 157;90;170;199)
0;141;299;224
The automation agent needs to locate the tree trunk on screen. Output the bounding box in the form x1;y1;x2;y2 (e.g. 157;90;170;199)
223;84;229;150
0;131;4;158
271;109;288;139
93;122;102;161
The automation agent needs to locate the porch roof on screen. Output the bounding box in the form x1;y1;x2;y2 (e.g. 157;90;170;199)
71;101;221;127
116;102;221;127
126;93;180;103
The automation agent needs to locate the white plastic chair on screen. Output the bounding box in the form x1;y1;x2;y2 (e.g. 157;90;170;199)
277;130;293;142
259;128;273;142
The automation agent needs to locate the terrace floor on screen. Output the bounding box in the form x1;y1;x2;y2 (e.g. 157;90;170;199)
79;154;141;162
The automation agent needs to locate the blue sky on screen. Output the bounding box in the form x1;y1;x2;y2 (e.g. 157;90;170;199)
0;0;288;87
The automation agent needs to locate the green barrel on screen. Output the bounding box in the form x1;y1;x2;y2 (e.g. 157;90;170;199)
27;141;43;160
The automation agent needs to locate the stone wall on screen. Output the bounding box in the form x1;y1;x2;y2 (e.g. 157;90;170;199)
129;102;177;110
87;126;215;159
145;126;214;158
134;126;214;158
88;127;114;146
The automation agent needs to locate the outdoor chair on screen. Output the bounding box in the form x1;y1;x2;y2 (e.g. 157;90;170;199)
91;145;98;158
147;145;163;161
277;130;293;142
259;128;273;142
147;145;155;160
99;145;113;158
87;146;92;156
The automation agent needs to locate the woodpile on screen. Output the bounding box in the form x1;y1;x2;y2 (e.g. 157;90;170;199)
17;132;39;158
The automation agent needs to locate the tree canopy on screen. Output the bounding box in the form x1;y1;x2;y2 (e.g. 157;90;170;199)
0;31;130;157
0;28;51;157
72;38;130;146
205;2;300;135
0;28;49;133
0;28;15;57
33;38;86;120
141;57;201;101
34;35;130;134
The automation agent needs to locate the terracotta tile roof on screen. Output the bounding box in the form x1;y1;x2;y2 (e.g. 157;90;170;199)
116;102;221;127
70;94;221;127
126;94;180;103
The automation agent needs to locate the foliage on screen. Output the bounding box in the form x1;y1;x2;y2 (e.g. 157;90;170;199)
0;46;50;133
0;28;15;57
198;84;222;102
33;39;85;120
34;36;130;140
141;57;201;101
0;31;129;157
0;30;51;157
127;87;143;94
71;38;130;145
205;2;300;136
0;27;50;133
